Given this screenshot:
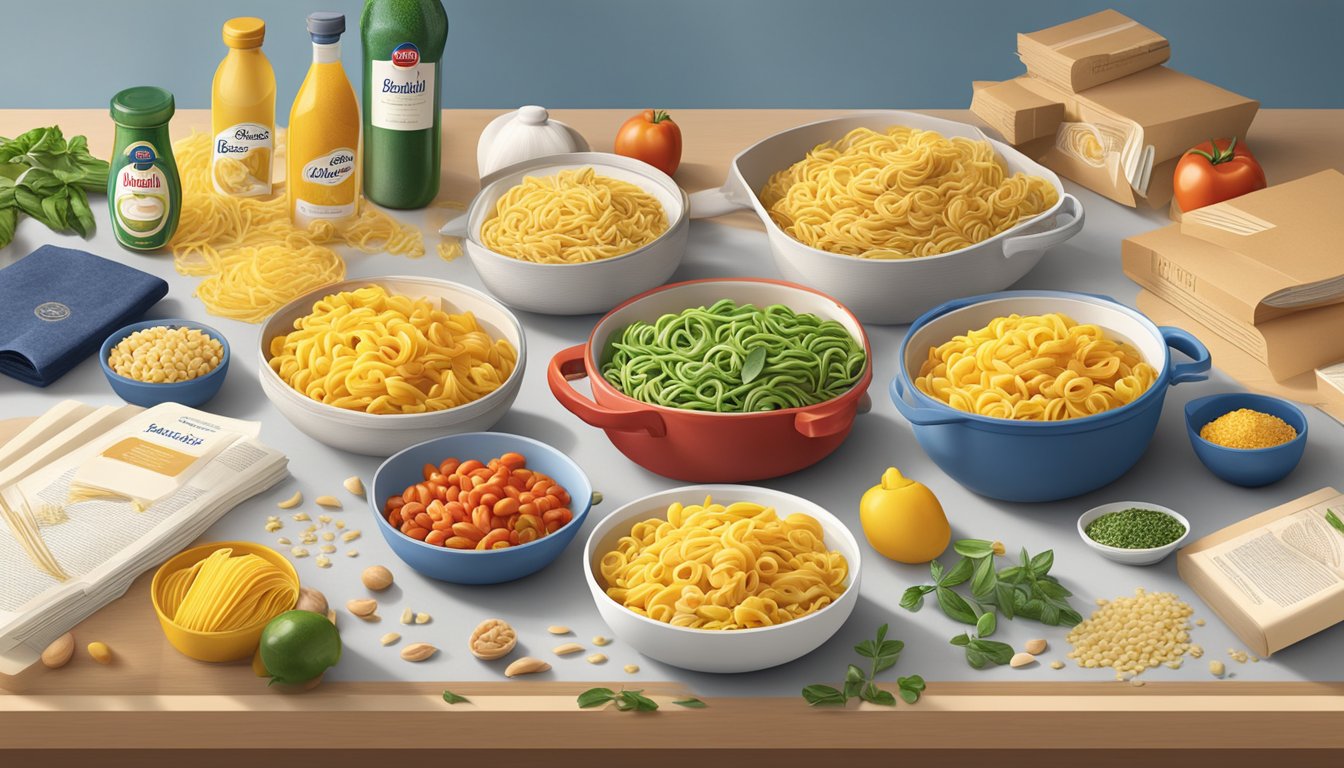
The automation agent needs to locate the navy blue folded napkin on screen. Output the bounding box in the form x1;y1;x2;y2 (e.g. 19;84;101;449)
0;245;169;387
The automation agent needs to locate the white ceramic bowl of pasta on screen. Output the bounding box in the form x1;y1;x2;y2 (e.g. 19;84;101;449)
583;484;862;673
258;276;526;457
440;151;689;316
689;111;1084;325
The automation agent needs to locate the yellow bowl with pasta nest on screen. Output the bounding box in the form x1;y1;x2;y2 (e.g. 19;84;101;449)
257;276;527;457
439;151;689;315
688;111;1085;324
582;484;861;673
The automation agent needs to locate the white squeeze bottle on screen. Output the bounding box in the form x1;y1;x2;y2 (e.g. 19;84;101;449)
210;17;276;196
288;12;360;227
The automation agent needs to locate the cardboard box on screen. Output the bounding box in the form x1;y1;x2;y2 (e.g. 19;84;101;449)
1318;364;1344;416
970;80;1064;145
1018;10;1170;93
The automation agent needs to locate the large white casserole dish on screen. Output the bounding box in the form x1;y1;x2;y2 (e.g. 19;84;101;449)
258;276;526;457
583;484;862;673
440;152;689;316
689;111;1085;325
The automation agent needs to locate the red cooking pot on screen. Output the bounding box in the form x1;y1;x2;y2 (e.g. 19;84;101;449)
548;278;873;481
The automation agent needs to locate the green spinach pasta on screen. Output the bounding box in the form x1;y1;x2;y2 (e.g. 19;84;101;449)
600;300;866;412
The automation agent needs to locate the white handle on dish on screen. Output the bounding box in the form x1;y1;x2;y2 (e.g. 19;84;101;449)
688;177;752;219
439;212;469;237
1001;193;1084;259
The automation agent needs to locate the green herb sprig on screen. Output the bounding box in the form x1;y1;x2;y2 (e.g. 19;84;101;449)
441;690;469;704
0;126;110;248
1326;509;1344;536
801;624;925;707
577;687;659;712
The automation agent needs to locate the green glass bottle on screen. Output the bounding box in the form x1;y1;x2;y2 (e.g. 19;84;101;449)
361;0;447;209
108;86;181;251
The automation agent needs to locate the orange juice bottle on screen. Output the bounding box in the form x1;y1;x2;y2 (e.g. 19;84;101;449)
211;17;275;197
288;12;359;227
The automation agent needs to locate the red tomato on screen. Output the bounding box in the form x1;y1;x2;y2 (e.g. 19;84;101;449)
614;110;682;176
1173;137;1266;212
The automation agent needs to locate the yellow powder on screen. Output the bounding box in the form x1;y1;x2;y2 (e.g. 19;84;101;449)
1199;408;1297;449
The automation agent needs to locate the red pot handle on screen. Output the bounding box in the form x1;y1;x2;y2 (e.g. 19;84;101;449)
548;344;666;437
793;395;860;439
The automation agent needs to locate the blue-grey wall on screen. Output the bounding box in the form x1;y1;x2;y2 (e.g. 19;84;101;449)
2;0;1339;114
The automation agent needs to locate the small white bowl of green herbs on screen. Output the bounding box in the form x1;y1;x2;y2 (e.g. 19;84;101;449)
1077;502;1191;566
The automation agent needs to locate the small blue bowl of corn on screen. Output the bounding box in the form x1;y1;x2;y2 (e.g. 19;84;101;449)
1184;393;1307;487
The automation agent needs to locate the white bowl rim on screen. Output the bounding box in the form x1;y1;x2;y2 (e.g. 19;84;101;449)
584;483;862;636
727;110;1069;265
1076;500;1191;555
463;151;690;269
258;276;527;424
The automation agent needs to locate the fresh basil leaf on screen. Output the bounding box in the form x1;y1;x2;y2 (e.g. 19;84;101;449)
614;697;634;711
899;675;926;693
965;648;988;669
940;557;974;587
1030;550;1055;577
1039;601;1060;626
949;633;971;647
1018;598;1045;621
802;684;848;706
845;664;866;684
872;655;899;675
861;685;896;707
971;555;997;600
672;698;706;708
577;687;617;708
995;583;1017;619
976;611;997;638
0;206;14;249
853;639;876;658
875;624;888;645
997;565;1024;584
619;690;659;712
1058;607;1084;627
741;346;767;384
900;585;930;612
968;639;1015;665
953;539;995;559
442;690;469;705
929;559;945;584
1036;580;1071;600
936;586;979;625
843;677;864;700
877;639;904;659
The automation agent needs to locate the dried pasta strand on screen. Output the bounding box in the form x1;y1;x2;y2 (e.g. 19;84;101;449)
759;126;1058;259
160;548;297;632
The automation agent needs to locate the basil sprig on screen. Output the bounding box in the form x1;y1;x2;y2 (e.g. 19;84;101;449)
802;624;925;707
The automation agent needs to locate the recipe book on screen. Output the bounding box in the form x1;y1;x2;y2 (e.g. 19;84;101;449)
1177;488;1344;657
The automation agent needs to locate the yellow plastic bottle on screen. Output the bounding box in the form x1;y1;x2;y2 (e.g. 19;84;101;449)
287;12;359;227
211;17;276;197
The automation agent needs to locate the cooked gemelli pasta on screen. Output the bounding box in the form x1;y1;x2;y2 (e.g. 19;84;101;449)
599;498;848;630
159;548;297;632
759;126;1058;259
600;299;866;412
915;312;1156;421
480;167;668;263
267;285;518;414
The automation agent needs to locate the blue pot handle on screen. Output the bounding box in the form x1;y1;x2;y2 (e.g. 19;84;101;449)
1161;326;1211;385
890;375;970;426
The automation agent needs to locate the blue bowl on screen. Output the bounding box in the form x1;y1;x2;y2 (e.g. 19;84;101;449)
100;319;230;408
370;432;594;585
1184;393;1307;487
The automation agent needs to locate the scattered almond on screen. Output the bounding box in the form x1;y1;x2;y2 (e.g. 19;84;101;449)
315;495;342;509
264;520;283;532
553;642;583;656
586;653;607;664
290;547;310;558
318;513;332;524
315;555;331;568
592;635;611;646
292;511;310;521
1010;652;1036;668
401;608;414;625
41;633;75;669
343;475;365;497
326;608;337;625
546;625;571;635
277;491;302;509
345;549;359;557
380;632;401;646
295;587;328;615
504;657;550;677
87;641;112;664
1195;618;1206;626
276;537;292;546
1130;678;1145;687
415;612;431;625
1049;660;1065;670
623;664;639;674
347;598;378;618
1209;660;1226;678
401;643;438;662
321;531;335;542
319;544;336;554
1024;638;1048;655
341;530;362;543
362;565;394;591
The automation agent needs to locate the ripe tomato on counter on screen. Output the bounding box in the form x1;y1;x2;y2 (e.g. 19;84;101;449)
1173;137;1267;212
614;109;682;176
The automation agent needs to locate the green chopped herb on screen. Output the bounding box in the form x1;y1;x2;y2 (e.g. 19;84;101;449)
1085;508;1186;550
441;690;469;704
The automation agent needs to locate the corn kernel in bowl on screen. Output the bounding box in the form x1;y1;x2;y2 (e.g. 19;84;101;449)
109;326;223;384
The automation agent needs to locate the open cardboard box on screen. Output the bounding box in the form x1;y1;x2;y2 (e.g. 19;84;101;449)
1017;9;1170;93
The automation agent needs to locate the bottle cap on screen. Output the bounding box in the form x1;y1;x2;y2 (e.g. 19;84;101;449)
109;86;176;128
223;17;266;49
307;12;345;44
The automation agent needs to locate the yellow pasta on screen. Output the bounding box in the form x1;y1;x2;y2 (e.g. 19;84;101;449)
160;548;297;632
212;150;270;196
599;498;848;630
759;126;1058;259
915;312;1156;421
480;167;668;263
171;132;425;323
267;285;518;414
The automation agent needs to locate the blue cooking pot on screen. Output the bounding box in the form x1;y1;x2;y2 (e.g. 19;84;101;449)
890;291;1210;502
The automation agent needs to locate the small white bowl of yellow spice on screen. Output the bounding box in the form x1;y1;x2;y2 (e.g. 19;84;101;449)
1184;393;1308;487
1077;501;1191;566
101;319;229;407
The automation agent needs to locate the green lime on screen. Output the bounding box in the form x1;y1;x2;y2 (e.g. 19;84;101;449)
258;609;341;685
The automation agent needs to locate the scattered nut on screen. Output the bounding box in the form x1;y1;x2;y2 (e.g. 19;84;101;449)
623;664;640;674
504;657;551;677
278;491;303;509
553;642;584;656
1165;659;1184;669
335;520;347;530
292;512;310;522
362;565;393;591
295;586;328;615
290;547;310;558
469;619;517;660
1209;660;1226;678
586;653;607;665
401;643;438;662
318;514;332;525
1130;678;1145;687
344;475;365;497
1250;656;1260;663
321;531;335;542
547;625;571;635
400;608;414;625
415;612;431;625
326;608;337;625
341;530;362;543
1049;660;1065;670
1010;652;1036;668
276;537;292;546
1189;644;1205;658
315;555;331;568
345;549;359;557
87;641;113;665
1024;638;1048;655
264;520;283;532
347;598;378;618
315;495;342;509
300;533;318;545
1195;618;1206;626
380;633;401;646
41;633;75;669
319;544;336;554
592;635;611;647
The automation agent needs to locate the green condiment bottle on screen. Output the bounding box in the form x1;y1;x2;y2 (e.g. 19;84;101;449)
108;87;181;251
360;0;447;209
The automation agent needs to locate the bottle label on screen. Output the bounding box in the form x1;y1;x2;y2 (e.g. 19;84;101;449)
113;141;171;243
294;199;356;226
370;43;435;131
211;122;273;196
301;148;356;186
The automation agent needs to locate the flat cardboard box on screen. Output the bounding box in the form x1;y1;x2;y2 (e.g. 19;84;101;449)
970;80;1064;145
1018;9;1170;93
1318;364;1344;415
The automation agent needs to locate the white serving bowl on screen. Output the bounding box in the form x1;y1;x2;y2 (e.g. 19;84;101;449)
689;111;1084;324
1076;501;1191;566
258;276;526;457
583;484;861;673
440;152;689;316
